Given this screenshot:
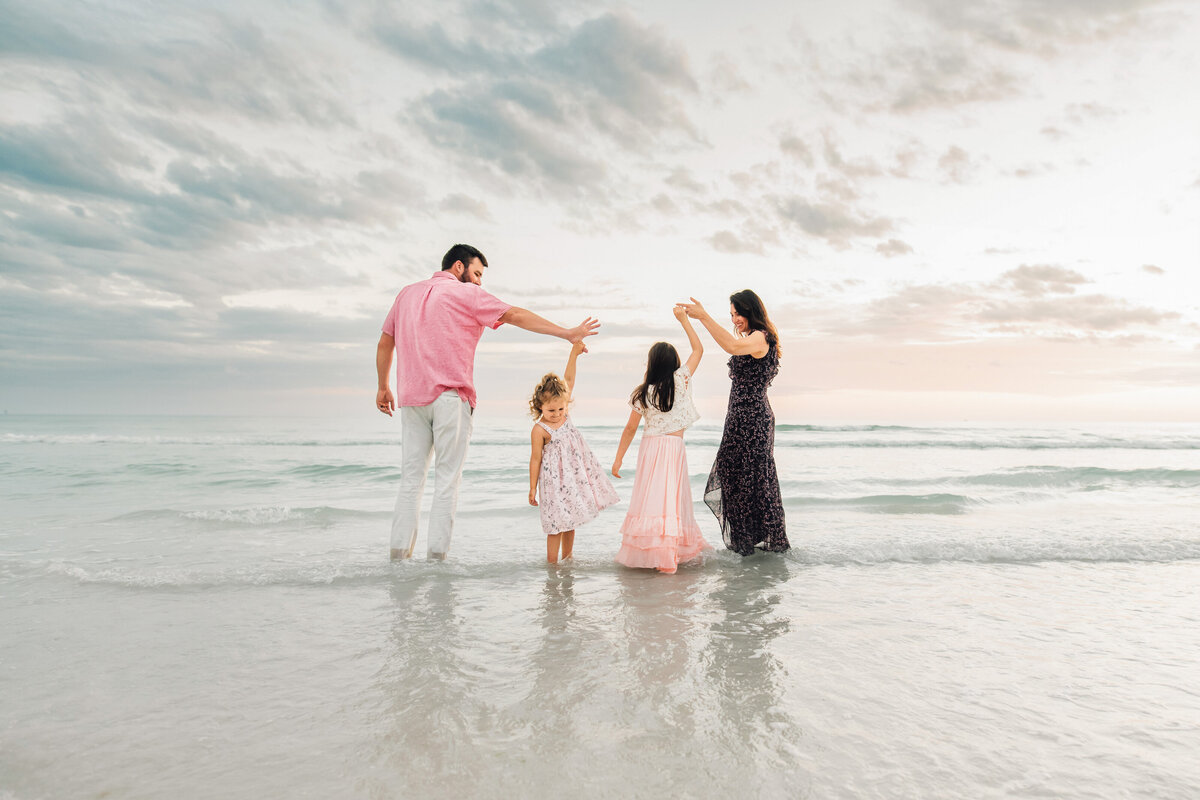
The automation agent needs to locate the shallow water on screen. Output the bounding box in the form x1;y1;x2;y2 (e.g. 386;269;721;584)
3;416;1199;798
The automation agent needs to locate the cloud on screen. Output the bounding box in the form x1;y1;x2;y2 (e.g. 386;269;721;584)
1142;264;1165;275
978;295;1176;331
797;0;1179;117
439;193;494;221
828;265;1178;342
907;0;1176;53
709;230;765;255
383;11;700;193
664;167;706;195
775;195;894;247
999;264;1089;297
1;3;350;125
876;239;914;257
779;134;815;167
937;145;978;183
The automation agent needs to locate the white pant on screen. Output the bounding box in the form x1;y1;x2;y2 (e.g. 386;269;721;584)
391;391;474;557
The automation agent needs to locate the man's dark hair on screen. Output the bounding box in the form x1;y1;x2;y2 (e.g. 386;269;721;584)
441;244;488;271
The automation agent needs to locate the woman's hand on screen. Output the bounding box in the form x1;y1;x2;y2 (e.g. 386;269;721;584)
676;298;707;320
528;489;538;507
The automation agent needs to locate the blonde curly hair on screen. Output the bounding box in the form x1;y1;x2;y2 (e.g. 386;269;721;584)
529;373;570;419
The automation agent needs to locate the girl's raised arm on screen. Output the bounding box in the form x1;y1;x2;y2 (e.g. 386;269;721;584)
673;305;703;375
563;340;585;396
677;297;768;358
611;408;641;478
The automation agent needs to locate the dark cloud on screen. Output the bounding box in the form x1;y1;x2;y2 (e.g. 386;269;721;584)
775;195;894;247
1;2;350;125
385;11;699;193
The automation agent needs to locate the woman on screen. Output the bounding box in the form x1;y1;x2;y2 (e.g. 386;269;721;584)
678;291;789;556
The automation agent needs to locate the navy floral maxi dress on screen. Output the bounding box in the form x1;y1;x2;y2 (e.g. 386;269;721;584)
704;334;790;555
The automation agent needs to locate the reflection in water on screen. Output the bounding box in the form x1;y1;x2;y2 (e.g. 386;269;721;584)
520;566;583;753
365;574;480;799
703;556;810;792
615;567;705;739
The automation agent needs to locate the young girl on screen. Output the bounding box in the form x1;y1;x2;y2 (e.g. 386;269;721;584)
528;341;620;564
611;308;711;574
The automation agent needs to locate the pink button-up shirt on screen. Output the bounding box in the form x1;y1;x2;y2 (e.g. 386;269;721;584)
381;271;513;409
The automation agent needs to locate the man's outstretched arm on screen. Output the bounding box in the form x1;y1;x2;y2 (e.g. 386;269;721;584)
500;307;600;345
376;332;395;416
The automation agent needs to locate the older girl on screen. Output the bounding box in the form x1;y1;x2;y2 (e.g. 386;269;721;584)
611;307;711;573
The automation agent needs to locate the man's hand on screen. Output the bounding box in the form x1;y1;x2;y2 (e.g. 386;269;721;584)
376;388;395;416
567;317;601;345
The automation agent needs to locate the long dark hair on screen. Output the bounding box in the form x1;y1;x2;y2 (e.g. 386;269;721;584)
629;342;680;413
731;289;781;358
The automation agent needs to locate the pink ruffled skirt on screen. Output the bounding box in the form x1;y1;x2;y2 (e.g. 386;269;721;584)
615;435;711;574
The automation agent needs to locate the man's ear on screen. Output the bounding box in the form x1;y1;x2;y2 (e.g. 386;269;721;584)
449;260;465;278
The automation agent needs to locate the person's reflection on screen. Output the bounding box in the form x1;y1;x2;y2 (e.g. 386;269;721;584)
703;556;805;775
366;572;480;798
616;567;706;736
520;565;584;751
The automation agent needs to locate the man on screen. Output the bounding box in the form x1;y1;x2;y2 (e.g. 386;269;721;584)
376;243;599;561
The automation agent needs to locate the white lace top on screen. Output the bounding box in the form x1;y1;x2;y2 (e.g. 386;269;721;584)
631;365;700;435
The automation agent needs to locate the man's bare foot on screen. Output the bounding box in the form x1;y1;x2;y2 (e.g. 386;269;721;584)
390;548;410;561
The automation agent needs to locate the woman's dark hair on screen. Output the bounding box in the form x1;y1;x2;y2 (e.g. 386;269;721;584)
441;243;488;271
730;289;782;358
629;342;680;413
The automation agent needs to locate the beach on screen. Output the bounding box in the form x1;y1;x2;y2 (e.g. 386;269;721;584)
3;415;1199;798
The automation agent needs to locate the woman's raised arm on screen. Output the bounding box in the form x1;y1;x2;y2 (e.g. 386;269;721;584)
676;297;768;358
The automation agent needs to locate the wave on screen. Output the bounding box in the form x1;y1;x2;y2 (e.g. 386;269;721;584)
788;536;1200;567
789;493;979;515
107;505;386;527
8;427;1200;451
16;535;1200;590
780;467;1200;499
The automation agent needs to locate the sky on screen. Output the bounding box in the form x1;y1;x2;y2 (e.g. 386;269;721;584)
2;0;1199;424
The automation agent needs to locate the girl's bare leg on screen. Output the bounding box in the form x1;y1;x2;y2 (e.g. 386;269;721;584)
546;533;562;563
560;530;575;560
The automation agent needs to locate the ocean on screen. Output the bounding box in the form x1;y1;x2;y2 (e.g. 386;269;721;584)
2;414;1199;799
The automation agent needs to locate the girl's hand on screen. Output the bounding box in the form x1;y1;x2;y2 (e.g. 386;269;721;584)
672;305;687;322
528;489;538;507
570;340;586;356
611;460;622;479
677;298;707;320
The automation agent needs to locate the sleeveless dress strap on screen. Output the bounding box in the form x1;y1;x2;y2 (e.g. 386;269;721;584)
537;420;557;436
